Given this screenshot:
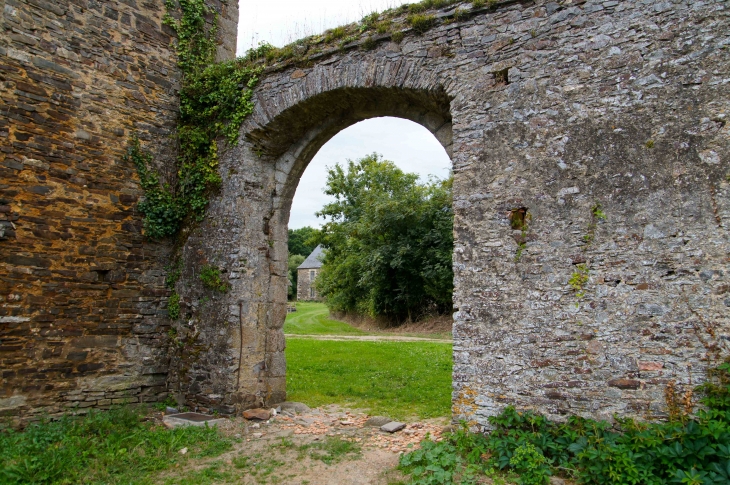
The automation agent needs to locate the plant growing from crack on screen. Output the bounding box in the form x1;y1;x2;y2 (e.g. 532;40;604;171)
510;208;531;262
569;264;589;298
199;264;229;292
583;202;607;247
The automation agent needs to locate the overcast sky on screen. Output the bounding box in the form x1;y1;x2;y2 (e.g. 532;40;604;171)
237;0;452;229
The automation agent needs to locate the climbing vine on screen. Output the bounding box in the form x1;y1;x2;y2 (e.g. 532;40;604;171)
129;0;262;240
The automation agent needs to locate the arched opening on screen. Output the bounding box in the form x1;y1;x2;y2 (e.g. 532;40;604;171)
254;86;454;415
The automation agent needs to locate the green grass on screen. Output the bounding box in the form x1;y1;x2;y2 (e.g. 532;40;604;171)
286;339;452;420
0;407;231;485
284;301;368;335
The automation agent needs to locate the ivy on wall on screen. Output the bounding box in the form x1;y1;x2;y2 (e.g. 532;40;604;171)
129;0;261;239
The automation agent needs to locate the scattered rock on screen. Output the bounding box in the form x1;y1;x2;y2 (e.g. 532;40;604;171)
165;406;179;414
549;477;566;485
381;421;407;433
243;408;272;420
441;424;457;434
364;416;392;427
252;432;263;438
179;447;188;455
278;402;311;414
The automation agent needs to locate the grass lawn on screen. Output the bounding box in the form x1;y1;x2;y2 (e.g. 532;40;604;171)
286;339;453;420
0;407;231;485
284;301;368;335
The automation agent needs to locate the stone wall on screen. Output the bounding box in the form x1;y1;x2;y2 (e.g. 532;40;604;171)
0;0;234;422
2;0;728;427
297;268;321;301
174;0;730;427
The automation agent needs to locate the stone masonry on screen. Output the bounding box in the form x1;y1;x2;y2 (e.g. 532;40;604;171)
0;0;236;422
1;0;729;429
175;0;730;427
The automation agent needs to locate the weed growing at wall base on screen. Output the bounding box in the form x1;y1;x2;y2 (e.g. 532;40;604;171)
399;360;730;484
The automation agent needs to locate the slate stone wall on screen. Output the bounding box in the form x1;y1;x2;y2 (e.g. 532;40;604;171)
0;0;234;422
175;0;730;427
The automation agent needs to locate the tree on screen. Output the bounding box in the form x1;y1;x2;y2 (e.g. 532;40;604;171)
287;254;305;299
288;226;319;257
314;154;453;322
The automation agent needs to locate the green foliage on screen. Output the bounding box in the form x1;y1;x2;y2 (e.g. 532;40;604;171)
324;26;347;43
168;291;181;320
287;253;306;299
401;364;730;485
399;427;495;484
509;443;550;485
408;14;436;35
0;407;231;484
288;226;320;257
130;1;262;239
124;136;183;239
569;264;589;297
286;338;452;419
392;30;405;43
199;264;228;292
314;154;453;322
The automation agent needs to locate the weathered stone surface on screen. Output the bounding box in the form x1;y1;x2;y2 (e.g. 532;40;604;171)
365;416;393;427
2;0;729;429
175;0;730;429
243;408;272;420
277;402;311;414
381;421;407;433
0;0;233;423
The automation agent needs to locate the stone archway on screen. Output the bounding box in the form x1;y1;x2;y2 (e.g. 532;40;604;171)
173;69;459;415
171;1;729;428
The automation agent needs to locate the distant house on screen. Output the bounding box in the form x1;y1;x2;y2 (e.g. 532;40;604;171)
297;245;324;301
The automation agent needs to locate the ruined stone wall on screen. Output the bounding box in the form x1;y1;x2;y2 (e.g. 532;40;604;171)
175;0;729;426
0;0;235;421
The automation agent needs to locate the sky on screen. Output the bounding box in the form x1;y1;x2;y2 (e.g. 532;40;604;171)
237;1;452;229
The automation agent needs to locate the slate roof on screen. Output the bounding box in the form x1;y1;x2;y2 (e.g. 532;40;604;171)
297;244;325;269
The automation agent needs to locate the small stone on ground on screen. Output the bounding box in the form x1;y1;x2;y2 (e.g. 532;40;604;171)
365;416;392;427
381;421;406;433
243;408;271;420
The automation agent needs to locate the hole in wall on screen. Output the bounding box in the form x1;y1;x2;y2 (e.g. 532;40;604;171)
493;68;510;86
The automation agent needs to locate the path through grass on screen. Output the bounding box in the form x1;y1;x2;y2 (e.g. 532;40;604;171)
286;339;452;420
284;301;368;335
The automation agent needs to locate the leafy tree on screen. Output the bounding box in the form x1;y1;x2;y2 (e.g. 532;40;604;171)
314;154;453;322
288;226;319;257
287;254;306;299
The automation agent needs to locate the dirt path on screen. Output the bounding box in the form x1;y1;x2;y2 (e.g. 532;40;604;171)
285;334;452;344
157;404;450;485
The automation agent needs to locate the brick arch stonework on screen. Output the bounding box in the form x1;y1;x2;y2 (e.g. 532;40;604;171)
173;0;729;428
3;0;728;427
